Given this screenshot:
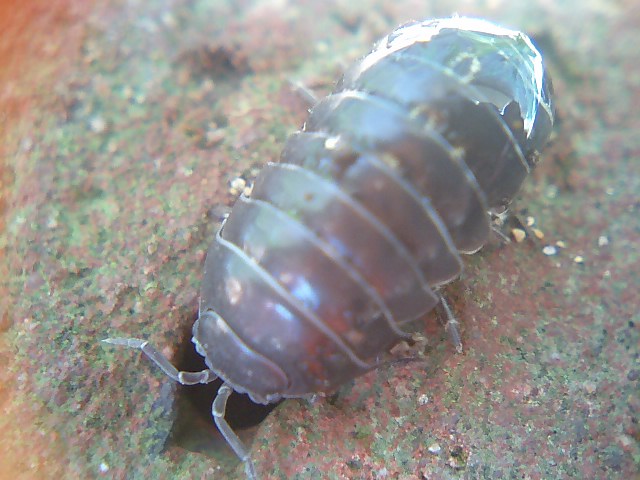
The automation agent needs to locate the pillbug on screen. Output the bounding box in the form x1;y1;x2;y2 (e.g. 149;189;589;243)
104;17;554;479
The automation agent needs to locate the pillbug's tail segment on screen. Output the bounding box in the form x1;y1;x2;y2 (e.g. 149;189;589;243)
376;17;555;149
334;17;554;208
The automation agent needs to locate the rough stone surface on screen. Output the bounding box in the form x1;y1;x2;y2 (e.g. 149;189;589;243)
1;1;638;479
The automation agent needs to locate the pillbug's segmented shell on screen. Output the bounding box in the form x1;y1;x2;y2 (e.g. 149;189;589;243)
194;17;554;404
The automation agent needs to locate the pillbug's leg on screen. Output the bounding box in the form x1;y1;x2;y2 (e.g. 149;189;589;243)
489;208;512;245
490;223;512;244
102;338;217;385
436;295;463;354
287;79;319;107
212;383;258;480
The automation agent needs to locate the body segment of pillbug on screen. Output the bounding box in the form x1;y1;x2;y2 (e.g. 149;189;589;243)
104;17;554;479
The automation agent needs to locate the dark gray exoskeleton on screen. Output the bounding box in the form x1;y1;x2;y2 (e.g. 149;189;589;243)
104;17;554;479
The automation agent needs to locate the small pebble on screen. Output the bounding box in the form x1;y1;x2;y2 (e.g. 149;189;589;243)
375;467;389;478
511;228;526;243
229;176;247;195
122;85;134;99
542;245;557;256
324;136;340;149
532;227;544;240
206;128;226;147
618;434;633;448
598;235;609;247
428;443;441;454
89;116;107;133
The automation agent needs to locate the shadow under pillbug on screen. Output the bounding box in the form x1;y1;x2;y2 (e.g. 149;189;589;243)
104;17;554;479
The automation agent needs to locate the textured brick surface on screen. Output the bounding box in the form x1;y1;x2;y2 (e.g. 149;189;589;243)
1;1;638;479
